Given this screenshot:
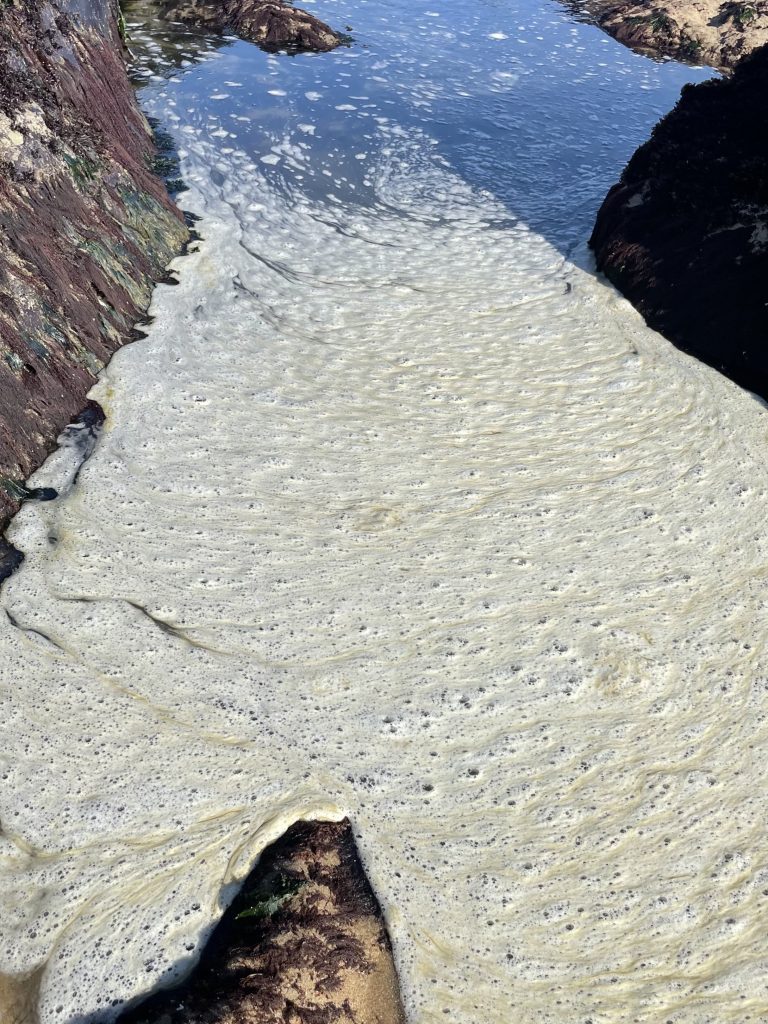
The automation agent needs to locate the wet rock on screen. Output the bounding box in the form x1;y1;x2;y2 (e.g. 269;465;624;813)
563;0;768;70
119;819;406;1024
590;43;768;398
160;0;343;52
0;538;24;585
0;0;189;530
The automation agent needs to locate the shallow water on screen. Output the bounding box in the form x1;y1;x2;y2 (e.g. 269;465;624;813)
5;3;768;1023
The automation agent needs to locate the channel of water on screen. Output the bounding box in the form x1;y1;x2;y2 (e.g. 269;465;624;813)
5;2;768;1022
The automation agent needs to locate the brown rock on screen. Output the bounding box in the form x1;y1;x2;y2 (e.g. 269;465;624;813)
0;0;188;531
563;0;768;70
160;0;343;52
591;43;768;397
119;819;406;1024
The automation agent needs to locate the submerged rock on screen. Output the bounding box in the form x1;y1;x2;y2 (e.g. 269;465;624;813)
120;819;406;1024
160;0;343;52
0;0;188;530
591;43;768;398
563;0;768;70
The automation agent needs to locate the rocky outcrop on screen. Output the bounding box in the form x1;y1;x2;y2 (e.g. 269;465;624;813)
160;0;343;52
591;43;768;398
120;819;406;1024
564;0;768;70
0;0;188;530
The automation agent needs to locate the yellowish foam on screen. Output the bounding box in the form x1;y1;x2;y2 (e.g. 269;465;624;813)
3;121;768;1024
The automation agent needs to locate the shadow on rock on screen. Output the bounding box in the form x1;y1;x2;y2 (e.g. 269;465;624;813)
591;42;768;400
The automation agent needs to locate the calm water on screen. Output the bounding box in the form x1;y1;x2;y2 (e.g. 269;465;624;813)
8;4;768;1024
130;0;710;253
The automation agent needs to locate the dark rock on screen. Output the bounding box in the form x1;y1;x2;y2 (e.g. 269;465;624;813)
590;43;768;398
0;0;189;531
160;0;343;52
119;819;406;1024
0;537;24;584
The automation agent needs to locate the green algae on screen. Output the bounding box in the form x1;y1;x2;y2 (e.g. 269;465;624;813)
235;874;304;923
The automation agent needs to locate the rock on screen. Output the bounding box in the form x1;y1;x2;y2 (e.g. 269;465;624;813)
0;0;189;531
160;0;343;52
563;0;768;70
590;43;768;398
119;819;406;1024
0;538;24;585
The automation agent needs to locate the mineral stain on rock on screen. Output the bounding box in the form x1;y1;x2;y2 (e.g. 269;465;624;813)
119;819;406;1024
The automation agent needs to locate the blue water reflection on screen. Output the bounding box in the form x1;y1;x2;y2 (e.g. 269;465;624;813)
134;0;712;255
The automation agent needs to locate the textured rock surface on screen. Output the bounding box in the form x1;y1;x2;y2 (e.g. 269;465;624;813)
120;819;406;1024
0;0;188;529
160;0;343;52
591;43;768;397
564;0;768;69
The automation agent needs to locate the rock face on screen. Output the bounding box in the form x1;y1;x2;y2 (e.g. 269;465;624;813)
564;0;768;70
0;0;188;530
120;819;406;1024
591;43;768;398
160;0;343;52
